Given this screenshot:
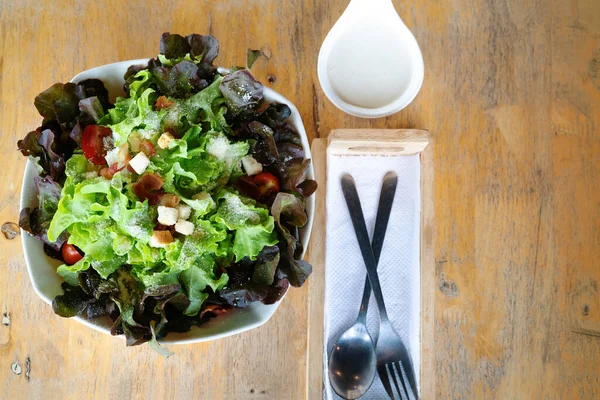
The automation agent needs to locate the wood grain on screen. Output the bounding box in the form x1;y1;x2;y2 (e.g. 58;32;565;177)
0;0;599;398
328;129;430;156
306;139;326;399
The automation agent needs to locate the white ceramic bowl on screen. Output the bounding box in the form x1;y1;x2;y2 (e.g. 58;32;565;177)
317;1;424;118
20;59;315;344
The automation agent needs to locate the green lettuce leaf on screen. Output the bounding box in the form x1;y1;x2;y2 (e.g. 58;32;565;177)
179;254;228;316
166;220;227;269
57;257;91;286
232;223;278;263
49;172;155;280
65;154;89;181
212;190;277;260
47;177;101;242
185;76;226;130
204;132;249;176
161;163;218;215
109;87;164;146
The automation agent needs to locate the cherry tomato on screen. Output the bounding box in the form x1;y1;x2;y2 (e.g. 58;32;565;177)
61;244;83;265
235;173;281;204
234;175;259;199
81;125;112;165
253;172;280;198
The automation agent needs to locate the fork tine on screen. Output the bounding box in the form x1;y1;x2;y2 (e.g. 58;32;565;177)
397;361;419;400
390;363;410;400
377;365;396;400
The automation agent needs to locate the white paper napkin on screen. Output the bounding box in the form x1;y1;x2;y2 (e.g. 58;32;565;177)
324;153;421;399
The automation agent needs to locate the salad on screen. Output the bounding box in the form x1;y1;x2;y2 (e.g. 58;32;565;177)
17;33;316;346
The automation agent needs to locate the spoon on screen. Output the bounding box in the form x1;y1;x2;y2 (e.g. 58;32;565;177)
317;0;424;118
328;172;398;399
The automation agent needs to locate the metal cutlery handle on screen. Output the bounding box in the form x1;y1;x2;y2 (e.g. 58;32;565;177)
357;172;398;324
342;173;392;323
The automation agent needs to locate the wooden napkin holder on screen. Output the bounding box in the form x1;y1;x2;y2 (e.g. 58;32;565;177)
305;129;434;399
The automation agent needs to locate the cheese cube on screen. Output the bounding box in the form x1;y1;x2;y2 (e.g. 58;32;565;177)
149;230;174;248
175;220;194;235
157;206;178;226
177;204;192;220
129;152;150;174
157;132;175;149
241;155;263;176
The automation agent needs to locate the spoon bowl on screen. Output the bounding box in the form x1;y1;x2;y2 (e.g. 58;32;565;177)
328;322;377;399
317;0;424;118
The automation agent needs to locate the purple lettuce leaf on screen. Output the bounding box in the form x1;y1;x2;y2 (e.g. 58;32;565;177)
160;32;191;59
251;245;280;286
270;193;312;287
53;282;98;318
158;292;225;335
123;63;148;93
277;142;304;162
77;79;111;110
69;122;83;145
78;96;105;123
276;158;311;193
219;281;270;308
18;79;111;181
262;273;290;305
248;121;279;166
186;33;219;65
53;265;225;345
219;246;291;307
220;70;263;116
17;129;66;181
150;60;209;96
19;176;67;251
34;83;82;124
151;33;219;96
34;79;110;125
297;179;318;197
257;103;292;128
160;32;219;65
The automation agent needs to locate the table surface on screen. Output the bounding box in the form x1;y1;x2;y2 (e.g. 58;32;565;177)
1;0;599;399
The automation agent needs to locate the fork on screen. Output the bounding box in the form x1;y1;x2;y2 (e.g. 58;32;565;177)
341;173;419;400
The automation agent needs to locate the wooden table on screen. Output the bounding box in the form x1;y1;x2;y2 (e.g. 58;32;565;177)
1;0;599;398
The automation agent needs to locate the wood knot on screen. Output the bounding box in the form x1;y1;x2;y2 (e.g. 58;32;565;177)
267;74;276;84
11;361;21;375
2;307;9;326
583;304;590;316
1;222;19;240
439;274;459;297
